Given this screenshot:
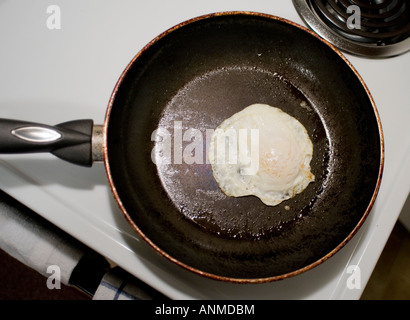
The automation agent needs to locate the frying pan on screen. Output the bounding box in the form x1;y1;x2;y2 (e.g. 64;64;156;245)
0;12;383;283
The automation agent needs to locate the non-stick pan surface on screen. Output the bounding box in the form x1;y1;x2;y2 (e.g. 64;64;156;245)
105;12;383;282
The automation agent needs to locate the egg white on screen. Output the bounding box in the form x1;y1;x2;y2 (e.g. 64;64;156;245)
208;103;315;206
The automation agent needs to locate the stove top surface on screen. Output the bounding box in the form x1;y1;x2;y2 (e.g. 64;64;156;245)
293;0;410;57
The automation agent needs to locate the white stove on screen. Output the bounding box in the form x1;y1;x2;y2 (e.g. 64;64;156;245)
0;0;409;299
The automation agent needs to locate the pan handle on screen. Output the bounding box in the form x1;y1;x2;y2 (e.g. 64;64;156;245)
0;119;101;167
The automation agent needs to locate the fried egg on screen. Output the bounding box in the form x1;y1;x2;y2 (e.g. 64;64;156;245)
208;103;315;206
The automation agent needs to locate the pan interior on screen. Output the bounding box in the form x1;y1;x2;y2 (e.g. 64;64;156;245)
106;13;382;280
155;66;329;240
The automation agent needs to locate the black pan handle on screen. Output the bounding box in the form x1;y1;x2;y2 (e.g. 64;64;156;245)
0;119;95;167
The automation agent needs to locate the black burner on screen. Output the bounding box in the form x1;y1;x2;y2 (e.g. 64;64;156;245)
293;0;410;57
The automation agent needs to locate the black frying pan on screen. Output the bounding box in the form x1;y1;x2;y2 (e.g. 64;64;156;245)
0;12;383;283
